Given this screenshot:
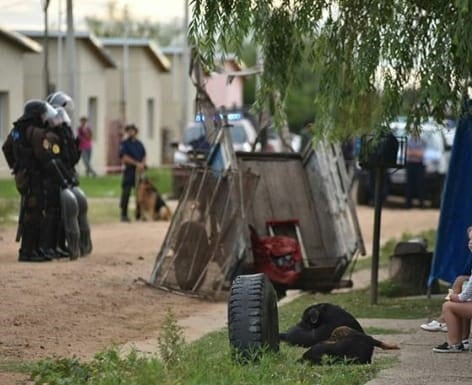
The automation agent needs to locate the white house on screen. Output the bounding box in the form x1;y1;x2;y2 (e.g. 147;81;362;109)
0;27;41;176
20;29;116;176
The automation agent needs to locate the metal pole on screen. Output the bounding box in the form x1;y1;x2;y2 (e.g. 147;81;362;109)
121;5;129;123
181;0;190;139
370;166;384;305
43;0;50;97
66;0;77;127
57;0;63;90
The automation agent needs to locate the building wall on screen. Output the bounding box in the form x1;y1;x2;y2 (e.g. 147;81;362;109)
76;40;108;175
0;39;34;176
205;61;244;110
160;53;195;144
23;37;109;176
160;54;243;147
104;45;164;168
130;48;162;167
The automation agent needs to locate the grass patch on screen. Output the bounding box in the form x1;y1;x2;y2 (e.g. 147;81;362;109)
0;167;172;200
30;346;383;385
28;289;434;385
0;199;19;226
278;289;442;332
0;167;172;225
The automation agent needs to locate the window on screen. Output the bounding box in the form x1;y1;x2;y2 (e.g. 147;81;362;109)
0;92;8;140
147;98;154;139
87;97;98;136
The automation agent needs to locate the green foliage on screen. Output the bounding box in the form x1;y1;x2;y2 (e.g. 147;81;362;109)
190;1;472;137
28;284;441;385
31;356;90;385
157;309;186;366
31;349;164;385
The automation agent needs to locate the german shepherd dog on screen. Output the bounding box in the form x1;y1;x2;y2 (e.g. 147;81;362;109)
136;176;172;221
280;303;399;364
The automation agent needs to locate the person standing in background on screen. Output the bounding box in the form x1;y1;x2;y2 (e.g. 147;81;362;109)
119;124;147;222
405;133;426;208
77;116;97;177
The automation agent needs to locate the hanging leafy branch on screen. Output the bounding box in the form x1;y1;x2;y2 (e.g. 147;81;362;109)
189;0;472;138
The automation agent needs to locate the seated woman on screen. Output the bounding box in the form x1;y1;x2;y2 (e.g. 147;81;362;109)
433;227;472;353
421;275;469;333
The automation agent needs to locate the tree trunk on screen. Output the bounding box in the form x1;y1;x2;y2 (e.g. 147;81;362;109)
389;251;434;295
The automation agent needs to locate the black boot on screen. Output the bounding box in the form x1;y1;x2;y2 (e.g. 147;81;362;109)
55;246;71;258
37;247;57;260
18;249;51;262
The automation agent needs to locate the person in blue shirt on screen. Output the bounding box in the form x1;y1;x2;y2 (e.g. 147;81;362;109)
119;124;146;222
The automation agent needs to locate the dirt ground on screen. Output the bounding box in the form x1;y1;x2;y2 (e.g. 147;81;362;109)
0;199;439;383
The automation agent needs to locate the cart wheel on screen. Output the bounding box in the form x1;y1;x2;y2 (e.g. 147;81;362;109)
228;273;279;361
174;221;210;291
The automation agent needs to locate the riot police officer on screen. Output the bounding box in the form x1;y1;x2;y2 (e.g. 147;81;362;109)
2;100;58;262
46;91;93;258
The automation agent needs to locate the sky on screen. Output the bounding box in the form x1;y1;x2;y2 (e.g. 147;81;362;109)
0;0;186;31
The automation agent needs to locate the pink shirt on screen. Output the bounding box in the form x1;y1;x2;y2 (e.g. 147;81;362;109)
77;125;93;150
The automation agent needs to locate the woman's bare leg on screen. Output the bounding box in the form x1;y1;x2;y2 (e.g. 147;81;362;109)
443;301;472;345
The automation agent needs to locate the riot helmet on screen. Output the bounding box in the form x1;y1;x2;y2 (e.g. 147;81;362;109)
46;91;75;116
48;106;72;127
22;99;58;125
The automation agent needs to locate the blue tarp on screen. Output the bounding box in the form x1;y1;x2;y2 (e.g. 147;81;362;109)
428;110;472;286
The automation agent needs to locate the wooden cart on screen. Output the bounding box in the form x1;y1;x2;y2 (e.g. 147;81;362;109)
150;128;365;299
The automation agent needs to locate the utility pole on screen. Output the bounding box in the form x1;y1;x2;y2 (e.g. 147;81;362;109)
41;0;50;98
66;0;78;126
57;0;63;90
121;5;130;123
181;0;190;139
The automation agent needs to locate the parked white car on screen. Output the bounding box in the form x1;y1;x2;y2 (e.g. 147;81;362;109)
356;118;456;208
172;113;259;164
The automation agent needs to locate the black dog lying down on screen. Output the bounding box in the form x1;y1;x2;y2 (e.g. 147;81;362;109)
280;303;364;347
280;303;399;364
300;326;399;364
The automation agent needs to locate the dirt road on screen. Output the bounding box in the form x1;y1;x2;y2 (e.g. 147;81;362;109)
0;202;439;382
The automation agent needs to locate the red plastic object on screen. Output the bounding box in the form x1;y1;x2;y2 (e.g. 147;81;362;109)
249;226;302;285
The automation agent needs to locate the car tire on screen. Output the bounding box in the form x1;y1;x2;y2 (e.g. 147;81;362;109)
228;273;279;361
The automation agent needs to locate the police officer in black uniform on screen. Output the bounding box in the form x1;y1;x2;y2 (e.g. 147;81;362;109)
2;100;58;262
41;93;80;259
46;91;92;258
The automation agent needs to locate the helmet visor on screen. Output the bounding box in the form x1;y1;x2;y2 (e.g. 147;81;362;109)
43;102;59;124
56;106;72;126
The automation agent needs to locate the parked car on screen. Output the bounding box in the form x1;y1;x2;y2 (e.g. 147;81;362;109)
356;118;456;208
172;113;259;164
